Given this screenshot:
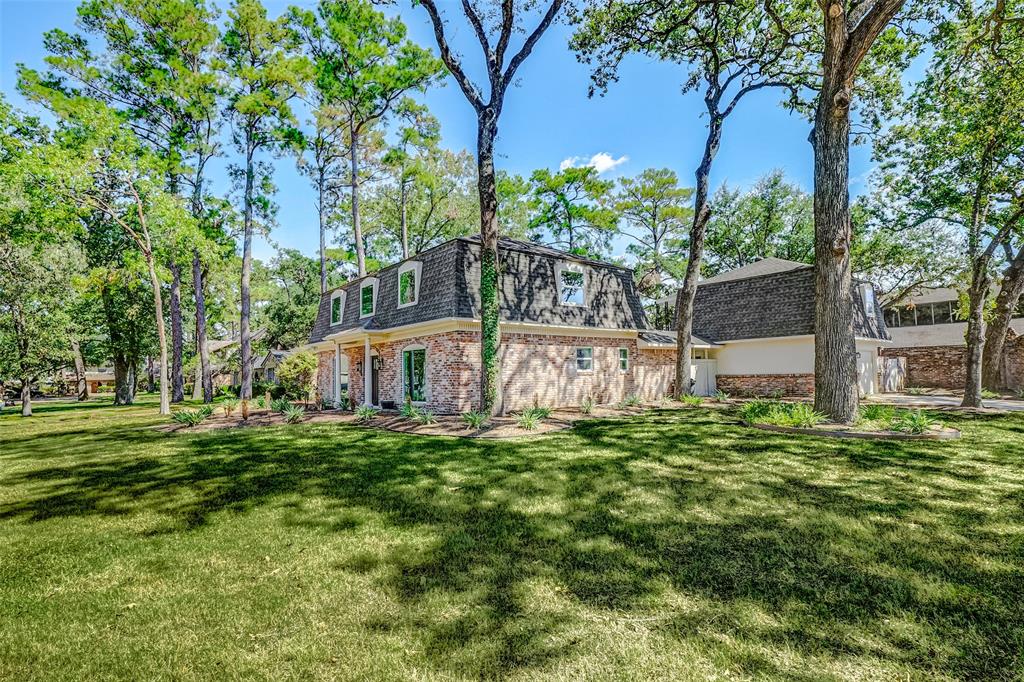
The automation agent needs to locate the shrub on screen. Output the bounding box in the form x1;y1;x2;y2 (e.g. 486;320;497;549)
277;351;318;402
399;402;421;419
715;390;730;402
271;398;291;413
1017;388;1024;400
320;396;336;410
580;396;595;414
784;402;827;428
679;394;704;407
765;389;785;400
906;386;925;396
859;403;896;423
892;409;937;434
739;399;778;423
354;405;379;423
255;396;266;409
461;411;488;430
282;404;306;424
525;405;552;419
413;409;437;425
218;385;238;398
980;389;1000;399
516;411;541;430
171;405;214;427
221;398;239;417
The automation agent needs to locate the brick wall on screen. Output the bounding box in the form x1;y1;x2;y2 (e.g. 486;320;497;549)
316;330;677;413
879;345;966;389
716;373;814;397
316;350;334;401
1006;334;1024;390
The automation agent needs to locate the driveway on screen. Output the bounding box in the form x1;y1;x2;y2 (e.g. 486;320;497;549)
870;393;1024;412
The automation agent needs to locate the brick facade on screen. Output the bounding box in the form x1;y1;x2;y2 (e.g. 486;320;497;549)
317;329;677;413
716;373;814;397
879;345;966;390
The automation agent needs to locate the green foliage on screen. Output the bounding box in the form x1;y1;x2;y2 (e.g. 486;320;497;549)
460;411;488;430
859;404;896;424
525;406;552;420
515;411;541;431
580;396;595;414
1016;388;1024;400
783;403;828;428
527;166;618;259
222;398;239;417
282;404;306;424
412;409;437;426
271;398;291;413
679;394;703;407
399;402;420;419
276;351;318;401
259;250;322;349
714;390;730;402
739;399;777;423
980;389;1000;400
354;404;379;423
171;405;214;427
892;410;938;435
907;387;926;396
703;171;814;276
742;400;827;428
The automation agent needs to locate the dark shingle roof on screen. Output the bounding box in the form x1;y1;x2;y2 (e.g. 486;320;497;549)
700;257;810;284
308;236;648;344
689;266;889;342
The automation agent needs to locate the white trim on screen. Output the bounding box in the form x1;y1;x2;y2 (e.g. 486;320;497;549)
400;343;428;404
575;346;594;372
330;290;346;326
396;261;422;309
718;333;892;345
359;278;379;318
363;337;373;406
556;261;586;307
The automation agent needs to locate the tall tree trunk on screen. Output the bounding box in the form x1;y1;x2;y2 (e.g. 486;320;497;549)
143;253;170;415
113;354;132;405
983;244;1024;389
71;339;88;401
20;379;32;417
963;273;989;406
350;121;366;276
674;113;722;398
193;251;213;402
240;142;255;401
400;177;409;259
147;356;156;393
103;285;134;406
169;260;184;403
319;173;328;294
476;108;502;415
812;29;858;423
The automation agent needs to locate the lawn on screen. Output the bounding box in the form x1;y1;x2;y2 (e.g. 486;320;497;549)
1;397;1023;681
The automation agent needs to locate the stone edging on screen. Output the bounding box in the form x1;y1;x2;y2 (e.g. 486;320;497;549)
744;421;962;441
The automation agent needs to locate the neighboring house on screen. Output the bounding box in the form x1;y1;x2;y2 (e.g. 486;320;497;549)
254;349;290;384
658;257;891;398
305;236;682;413
880;286;1024;390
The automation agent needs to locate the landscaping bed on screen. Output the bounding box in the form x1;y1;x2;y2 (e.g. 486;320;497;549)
747;421;961;440
739;399;961;440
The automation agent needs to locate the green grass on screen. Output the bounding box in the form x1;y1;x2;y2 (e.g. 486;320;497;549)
2;396;1024;680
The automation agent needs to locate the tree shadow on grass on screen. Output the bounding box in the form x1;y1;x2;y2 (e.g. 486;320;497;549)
2;407;1023;678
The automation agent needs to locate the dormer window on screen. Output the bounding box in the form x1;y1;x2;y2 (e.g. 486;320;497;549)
861;283;876;312
330;290;345;326
360;278;378;318
397;261;422;308
557;262;585;306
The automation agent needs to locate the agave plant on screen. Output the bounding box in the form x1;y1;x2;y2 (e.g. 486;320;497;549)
461;411;488;430
282;404;306;424
413;409;437;425
221;398;239;417
580;396;595;414
892;409;938;434
171;405;214;427
516;411;540;431
354;405;380;423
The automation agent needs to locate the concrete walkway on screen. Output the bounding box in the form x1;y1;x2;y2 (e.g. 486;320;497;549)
869;393;1024;412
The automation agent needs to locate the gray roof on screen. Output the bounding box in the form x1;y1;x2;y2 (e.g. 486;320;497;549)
688;266;889;343
700;257;810;284
308;236;649;344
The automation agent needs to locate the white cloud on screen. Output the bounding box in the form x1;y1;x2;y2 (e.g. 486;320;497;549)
558;152;629;174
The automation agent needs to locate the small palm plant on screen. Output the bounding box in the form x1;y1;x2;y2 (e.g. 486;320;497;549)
679;394;703;407
580;396;595;414
282;404;305;424
354;405;380;423
413;409;437;425
221;398;239;417
271;398;291;413
171;405;214;427
399;401;420;420
892;409;938;434
461;411;488;430
516;411;541;430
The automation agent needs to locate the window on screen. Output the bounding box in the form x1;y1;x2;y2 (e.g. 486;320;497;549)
619;347;629;371
402;346;426;402
932;301;954;324
884;308;901;328
397;261;422;308
557;263;585;306
861;284;876;312
902;305;918;326
330;290;345;325
576;347;593;371
360;278;377;317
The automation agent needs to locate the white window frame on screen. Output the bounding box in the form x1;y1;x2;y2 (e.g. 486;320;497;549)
575;346;594;372
401;343;428;404
618;347;629;372
359;278;378;318
557;262;586;307
329;290;345;326
861;283;876;313
396;261;422;309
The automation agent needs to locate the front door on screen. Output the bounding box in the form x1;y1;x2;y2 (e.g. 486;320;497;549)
371;355;380;405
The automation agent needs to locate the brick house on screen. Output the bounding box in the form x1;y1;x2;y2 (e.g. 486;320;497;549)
879;287;1024;390
658;258;891;397
304;236;695;413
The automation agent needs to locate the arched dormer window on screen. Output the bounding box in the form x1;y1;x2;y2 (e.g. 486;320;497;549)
360;277;379;318
330;290;345;326
397;261;422;309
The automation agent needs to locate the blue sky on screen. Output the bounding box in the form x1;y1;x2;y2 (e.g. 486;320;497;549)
0;0;877;264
